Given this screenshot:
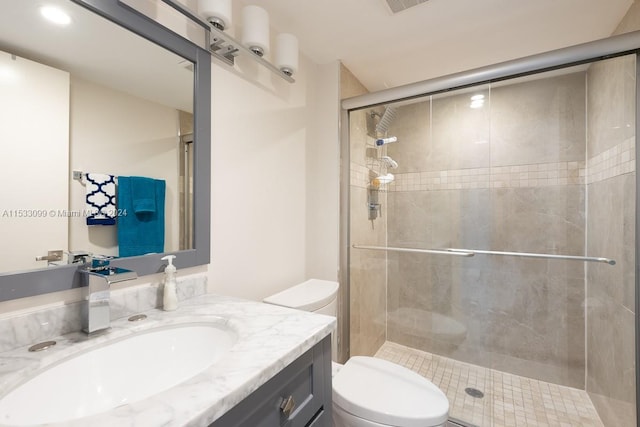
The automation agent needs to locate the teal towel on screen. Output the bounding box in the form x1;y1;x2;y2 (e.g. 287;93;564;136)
117;176;165;257
131;177;157;214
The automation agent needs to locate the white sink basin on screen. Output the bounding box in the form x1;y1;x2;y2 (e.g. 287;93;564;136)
0;323;237;425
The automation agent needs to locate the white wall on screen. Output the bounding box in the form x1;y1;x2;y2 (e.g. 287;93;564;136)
305;63;341;282
208;51;341;300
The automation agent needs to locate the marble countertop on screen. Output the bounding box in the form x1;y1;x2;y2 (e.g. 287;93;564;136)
0;294;336;427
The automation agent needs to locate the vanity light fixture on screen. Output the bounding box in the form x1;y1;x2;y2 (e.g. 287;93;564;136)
241;5;270;57
203;6;296;82
191;2;297;82
275;33;298;77
40;5;71;26
197;0;232;31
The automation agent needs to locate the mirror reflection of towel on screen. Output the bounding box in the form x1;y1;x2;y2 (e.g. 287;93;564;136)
117;176;165;257
131;177;157;214
86;173;116;226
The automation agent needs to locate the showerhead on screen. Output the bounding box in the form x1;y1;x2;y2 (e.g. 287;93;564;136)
375;106;396;135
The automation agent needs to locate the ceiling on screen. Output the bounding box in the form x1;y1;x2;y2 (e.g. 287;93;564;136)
260;0;634;91
1;0;634;101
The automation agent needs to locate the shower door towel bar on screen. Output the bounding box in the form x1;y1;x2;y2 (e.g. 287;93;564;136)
445;248;616;265
351;245;474;257
352;245;616;265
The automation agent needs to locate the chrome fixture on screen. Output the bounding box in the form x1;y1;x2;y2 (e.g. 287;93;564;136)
35;250;63;263
79;259;137;335
69;251;92;264
367;189;381;221
446;248;616;265
170;0;297;83
351;244;616;265
353;245;474;257
28;341;57;352
128;314;147;322
207;24;295;83
197;0;232;31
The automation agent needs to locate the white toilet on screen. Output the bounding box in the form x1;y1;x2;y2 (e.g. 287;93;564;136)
264;279;449;427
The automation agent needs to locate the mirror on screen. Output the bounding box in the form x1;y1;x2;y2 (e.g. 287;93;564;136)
0;0;211;300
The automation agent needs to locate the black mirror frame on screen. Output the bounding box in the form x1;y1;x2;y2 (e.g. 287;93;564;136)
0;0;211;302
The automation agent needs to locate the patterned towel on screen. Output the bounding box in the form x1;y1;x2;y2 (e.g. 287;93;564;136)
86;173;116;226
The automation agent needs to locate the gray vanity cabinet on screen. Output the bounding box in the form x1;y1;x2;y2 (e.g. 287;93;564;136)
210;335;332;427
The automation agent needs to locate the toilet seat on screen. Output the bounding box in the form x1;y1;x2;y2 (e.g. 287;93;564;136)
333;356;449;427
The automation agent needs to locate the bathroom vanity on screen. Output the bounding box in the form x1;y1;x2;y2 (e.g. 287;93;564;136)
0;291;335;426
211;336;331;427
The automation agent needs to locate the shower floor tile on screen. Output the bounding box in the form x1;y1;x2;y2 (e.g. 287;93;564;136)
374;342;604;427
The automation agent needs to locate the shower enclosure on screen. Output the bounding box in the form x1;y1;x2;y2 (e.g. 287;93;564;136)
341;37;638;427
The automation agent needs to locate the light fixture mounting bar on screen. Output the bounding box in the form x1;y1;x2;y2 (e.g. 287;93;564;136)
208;24;295;83
159;0;295;83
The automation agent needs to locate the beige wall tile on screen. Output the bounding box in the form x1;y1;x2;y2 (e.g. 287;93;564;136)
585;51;637;427
491;72;586;167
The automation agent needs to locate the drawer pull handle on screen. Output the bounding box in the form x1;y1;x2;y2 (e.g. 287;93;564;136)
280;395;296;417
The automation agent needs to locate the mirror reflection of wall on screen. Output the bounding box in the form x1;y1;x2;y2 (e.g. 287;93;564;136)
0;0;194;274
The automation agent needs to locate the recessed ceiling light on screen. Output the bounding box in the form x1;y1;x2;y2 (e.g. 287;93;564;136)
40;6;71;26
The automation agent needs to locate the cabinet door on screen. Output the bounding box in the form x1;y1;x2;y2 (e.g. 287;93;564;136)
210;336;332;427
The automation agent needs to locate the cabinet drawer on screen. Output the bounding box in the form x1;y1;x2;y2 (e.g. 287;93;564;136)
210;335;331;427
306;409;326;427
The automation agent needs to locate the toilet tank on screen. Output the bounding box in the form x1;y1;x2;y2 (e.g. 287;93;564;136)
264;279;339;360
263;279;338;316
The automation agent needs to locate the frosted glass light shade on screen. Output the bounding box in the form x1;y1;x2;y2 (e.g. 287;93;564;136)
275;33;298;76
197;0;232;30
242;5;269;56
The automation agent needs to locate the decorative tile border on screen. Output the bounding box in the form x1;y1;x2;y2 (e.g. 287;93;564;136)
389;162;586;192
586;138;635;184
350;139;635;192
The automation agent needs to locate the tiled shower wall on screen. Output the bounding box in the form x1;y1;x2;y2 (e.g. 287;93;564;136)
384;72;588;388
585;55;637;427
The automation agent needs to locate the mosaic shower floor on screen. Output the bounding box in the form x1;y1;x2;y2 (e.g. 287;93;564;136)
374;342;604;427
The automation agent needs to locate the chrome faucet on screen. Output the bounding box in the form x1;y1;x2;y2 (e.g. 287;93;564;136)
79;260;137;335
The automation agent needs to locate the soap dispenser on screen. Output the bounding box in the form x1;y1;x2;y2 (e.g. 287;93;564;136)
161;255;178;311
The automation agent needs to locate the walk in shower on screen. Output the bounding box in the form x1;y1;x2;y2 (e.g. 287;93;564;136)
342;37;638;427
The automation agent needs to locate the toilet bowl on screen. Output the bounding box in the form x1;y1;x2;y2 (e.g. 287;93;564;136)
264;279;450;427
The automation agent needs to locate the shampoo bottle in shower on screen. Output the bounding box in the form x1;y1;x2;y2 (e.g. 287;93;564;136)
375;136;398;146
161;255;178;311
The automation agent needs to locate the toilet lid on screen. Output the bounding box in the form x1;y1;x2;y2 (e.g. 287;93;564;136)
263;279;338;311
333;356;449;427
